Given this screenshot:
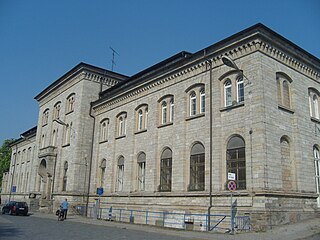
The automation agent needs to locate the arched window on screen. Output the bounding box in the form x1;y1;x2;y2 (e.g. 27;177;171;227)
190;91;197;116
313;146;320;206
276;73;292;109
159;148;172;192
237;76;244;103
100;159;106;187
137;152;146;191
189;143;205;191
62;161;68;191
100;119;109;142
161;101;167;124
200;89;205;114
66;93;75;113
138;110;143;131
135;104;148;132
158;95;174;125
224;80;232;107
119;117;124;136
170;98;174;122
226;136;246;190
117;112;127;137
54;102;61;119
280;136;292;190
117;156;124;191
42;109;49;126
313;95;319;119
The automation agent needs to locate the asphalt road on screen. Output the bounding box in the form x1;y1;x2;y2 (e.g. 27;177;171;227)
0;214;191;240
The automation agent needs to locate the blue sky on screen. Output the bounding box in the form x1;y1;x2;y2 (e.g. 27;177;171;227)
0;0;319;144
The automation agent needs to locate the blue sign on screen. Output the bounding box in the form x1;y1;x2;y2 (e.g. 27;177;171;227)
12;186;16;193
97;187;104;196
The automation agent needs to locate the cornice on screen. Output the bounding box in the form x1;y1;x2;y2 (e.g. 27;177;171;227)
93;37;320;115
83;70;120;87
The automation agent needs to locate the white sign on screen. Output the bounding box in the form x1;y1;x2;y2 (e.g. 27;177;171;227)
228;172;236;181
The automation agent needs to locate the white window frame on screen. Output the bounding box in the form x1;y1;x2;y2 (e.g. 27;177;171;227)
190;91;197;116
170;98;174;122
237;77;244;103
200;89;205;114
161;101;167;124
224;80;232;107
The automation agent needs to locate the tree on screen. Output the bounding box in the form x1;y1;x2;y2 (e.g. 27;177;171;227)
0;139;14;187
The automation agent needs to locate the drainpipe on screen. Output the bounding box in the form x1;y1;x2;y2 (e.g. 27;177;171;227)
207;59;213;231
86;102;95;216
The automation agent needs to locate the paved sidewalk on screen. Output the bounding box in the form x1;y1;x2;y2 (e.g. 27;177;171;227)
31;212;320;240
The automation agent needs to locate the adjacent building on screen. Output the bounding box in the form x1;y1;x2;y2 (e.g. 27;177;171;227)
1;23;319;231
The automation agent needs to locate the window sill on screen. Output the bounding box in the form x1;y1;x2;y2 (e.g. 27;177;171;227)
220;102;244;112
135;129;147;135
99;139;108;144
66;110;74;116
62;143;70;148
115;135;126;140
185;113;205;121
158;122;173;128
278;105;294;114
311;117;320;123
42;123;48;127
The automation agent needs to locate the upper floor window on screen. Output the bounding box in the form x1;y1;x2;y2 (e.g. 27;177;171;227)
116;112;127;137
66;93;75;113
221;73;246;108
189;142;205;191
309;89;320;120
159;148;172;192
170;98;174;122
190;91;197;116
137;152;146;191
117;156;124;191
224;79;233;107
237;76;244;103
186;84;205;117
135;104;148;132
100;119;109;142
226;135;246;190
158;95;174;125
200;89;205;114
53;102;61;119
276;73;292;109
42;109;49;126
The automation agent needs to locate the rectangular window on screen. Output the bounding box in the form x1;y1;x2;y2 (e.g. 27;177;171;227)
117;165;124;191
138;162;145;191
160;158;172;191
190;154;205;191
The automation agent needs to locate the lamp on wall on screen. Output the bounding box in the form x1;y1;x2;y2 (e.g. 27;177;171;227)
221;56;251;85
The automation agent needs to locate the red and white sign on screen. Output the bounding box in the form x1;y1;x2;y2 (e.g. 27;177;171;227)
227;180;237;192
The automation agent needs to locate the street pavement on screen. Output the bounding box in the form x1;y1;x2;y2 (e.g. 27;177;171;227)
1;211;319;240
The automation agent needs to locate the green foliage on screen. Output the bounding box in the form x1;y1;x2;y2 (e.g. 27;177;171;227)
0;139;14;186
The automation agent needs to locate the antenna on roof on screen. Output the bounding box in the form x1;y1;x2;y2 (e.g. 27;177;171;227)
110;47;119;71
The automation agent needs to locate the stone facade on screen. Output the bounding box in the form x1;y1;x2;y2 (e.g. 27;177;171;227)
1;24;319;231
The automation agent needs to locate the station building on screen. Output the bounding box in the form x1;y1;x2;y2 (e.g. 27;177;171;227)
1;23;319;230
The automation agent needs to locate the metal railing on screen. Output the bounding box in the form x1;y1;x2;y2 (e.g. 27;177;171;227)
77;205;250;232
